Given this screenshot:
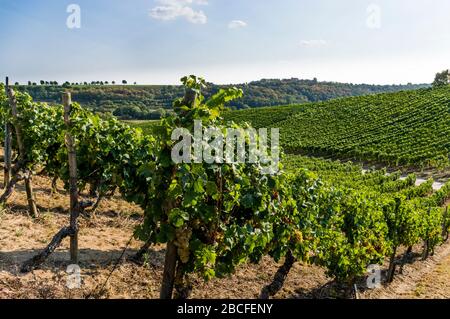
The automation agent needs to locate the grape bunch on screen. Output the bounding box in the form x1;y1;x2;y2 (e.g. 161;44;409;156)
175;227;192;264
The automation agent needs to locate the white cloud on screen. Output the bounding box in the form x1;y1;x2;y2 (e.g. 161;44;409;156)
150;0;208;24
228;20;247;29
300;40;328;48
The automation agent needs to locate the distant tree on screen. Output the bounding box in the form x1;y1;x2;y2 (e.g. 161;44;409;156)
433;70;449;88
113;105;143;119
134;82;137;85
32;82;37;86
40;80;45;85
105;81;109;85
62;81;71;88
122;80;127;85
28;81;32;86
83;82;88;85
112;81;116;85
100;81;104;85
14;82;19;86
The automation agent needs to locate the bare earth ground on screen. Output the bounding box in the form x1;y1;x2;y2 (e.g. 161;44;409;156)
0;172;333;299
1;168;450;298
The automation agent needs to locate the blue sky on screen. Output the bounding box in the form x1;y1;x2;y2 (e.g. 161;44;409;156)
0;0;449;85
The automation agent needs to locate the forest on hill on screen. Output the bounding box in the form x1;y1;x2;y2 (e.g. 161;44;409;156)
12;78;428;120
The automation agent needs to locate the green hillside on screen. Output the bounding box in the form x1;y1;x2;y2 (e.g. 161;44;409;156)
225;87;450;168
12;79;427;120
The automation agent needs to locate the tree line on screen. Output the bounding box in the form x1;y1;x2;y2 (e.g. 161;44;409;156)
8;78;429;121
10;80;136;86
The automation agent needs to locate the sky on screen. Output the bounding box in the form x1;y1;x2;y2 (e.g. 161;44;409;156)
0;0;449;85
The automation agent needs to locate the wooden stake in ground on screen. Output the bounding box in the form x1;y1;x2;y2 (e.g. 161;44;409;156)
3;76;12;189
387;246;397;283
7;88;38;218
160;240;178;299
21;92;80;272
160;88;198;300
63;92;80;264
443;206;449;241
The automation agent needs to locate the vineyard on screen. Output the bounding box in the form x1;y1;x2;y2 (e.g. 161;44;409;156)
0;77;450;299
225;87;450;169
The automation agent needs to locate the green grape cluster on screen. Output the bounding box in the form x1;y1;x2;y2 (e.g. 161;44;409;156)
175;227;193;264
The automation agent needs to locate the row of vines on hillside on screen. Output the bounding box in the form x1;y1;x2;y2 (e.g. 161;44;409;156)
225;87;450;169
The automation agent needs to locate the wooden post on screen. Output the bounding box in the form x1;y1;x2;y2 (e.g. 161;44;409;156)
7;88;38;218
20;92;80;272
387;246;397;283
353;284;360;300
422;240;430;260
443;206;449;240
160;241;178;299
399;246;413;275
3;77;12;189
24;175;38;214
159;88;198;299
160;196;178;299
63;92;79;265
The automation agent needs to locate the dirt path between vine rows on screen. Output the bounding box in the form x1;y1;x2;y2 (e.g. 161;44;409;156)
362;238;450;299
